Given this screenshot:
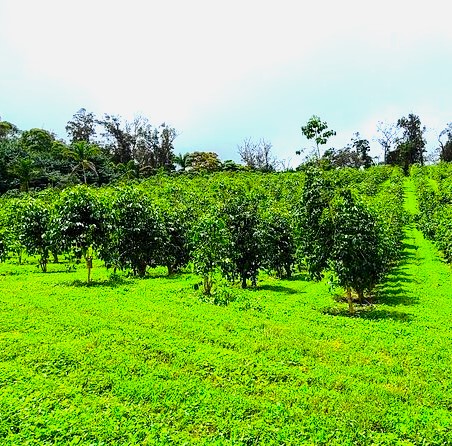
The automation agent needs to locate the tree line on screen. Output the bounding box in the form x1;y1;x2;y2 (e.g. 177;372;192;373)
297;114;452;173
0;109;251;195
0;110;181;193
1;110;452;194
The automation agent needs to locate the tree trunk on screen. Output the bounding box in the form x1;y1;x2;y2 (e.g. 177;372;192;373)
137;260;147;278
357;289;364;305
203;275;212;295
241;275;247;289
40;257;47;273
346;287;354;315
86;256;93;282
285;264;292;279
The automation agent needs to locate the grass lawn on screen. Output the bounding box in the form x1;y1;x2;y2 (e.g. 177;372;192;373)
1;180;452;445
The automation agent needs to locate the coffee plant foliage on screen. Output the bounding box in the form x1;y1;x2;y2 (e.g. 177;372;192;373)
104;187;166;277
259;204;295;279
16;198;54;271
0;165;411;311
51;185;105;260
221;191;263;288
413;164;452;262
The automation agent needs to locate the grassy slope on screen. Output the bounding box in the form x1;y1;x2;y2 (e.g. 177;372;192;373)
0;179;452;445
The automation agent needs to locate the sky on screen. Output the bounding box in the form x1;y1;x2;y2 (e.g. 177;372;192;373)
1;0;452;167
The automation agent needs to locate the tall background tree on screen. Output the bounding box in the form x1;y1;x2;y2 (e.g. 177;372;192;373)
98;114;135;165
66;108;97;144
65;141;101;184
8;157;39;192
376;121;399;164
237;137;278;171
387;114;426;173
0;120;19;140
185;151;221;172
174;152;190;171
300;115;336;161
98;114;176;174
325;133;373;169
438;123;452;162
18;128;73;188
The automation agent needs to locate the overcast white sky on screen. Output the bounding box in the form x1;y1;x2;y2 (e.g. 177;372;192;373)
1;0;452;166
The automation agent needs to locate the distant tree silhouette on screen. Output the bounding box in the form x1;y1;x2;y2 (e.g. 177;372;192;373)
238;137;278;171
387;114;426;173
66;109;97;144
438;123;452;162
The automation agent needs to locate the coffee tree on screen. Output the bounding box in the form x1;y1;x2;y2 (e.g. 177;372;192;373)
0;209;8;262
260;206;295;278
0;205;8;262
294;168;334;280
16;198;54;272
222;193;262;288
52;186;105;281
330;189;386;313
160;206;191;275
2;198;25;264
191;213;230;295
106;188;166;277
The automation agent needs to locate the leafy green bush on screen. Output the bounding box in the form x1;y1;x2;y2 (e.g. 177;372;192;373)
52;185;105;281
294;168;334;280
260;206;295;279
330;190;388;312
412;165;452;262
16;198;53;271
222;193;263;288
105;188;166;277
191;212;230;295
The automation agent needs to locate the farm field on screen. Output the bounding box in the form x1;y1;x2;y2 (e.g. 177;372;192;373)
1;176;452;445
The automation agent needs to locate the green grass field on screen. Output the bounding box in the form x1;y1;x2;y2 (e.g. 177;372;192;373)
1;179;452;445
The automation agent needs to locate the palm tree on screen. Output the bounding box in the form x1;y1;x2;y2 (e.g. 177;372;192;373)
9;157;39;192
116;159;140;181
65;141;100;184
173;152;190;171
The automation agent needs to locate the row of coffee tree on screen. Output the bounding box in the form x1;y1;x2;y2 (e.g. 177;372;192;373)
0;166;406;312
412;163;452;262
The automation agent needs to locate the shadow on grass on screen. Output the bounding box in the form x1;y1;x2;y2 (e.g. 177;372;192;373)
257;284;298;295
322;306;412;322
374;241;419;306
63;270;188;287
385;270;411;279
33;269;74;274
399;242;418;260
402;242;418;251
142;271;184;280
65;277;130;288
0;270;21;276
285;272;310;282
376;268;419;306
